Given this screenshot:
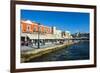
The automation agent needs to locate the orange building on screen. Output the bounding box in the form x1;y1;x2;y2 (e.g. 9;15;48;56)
21;20;52;34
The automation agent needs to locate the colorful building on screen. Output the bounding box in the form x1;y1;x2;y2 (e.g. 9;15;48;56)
21;20;72;47
21;20;52;34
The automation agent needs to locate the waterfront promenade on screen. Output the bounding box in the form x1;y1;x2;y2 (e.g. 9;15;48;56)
21;41;79;62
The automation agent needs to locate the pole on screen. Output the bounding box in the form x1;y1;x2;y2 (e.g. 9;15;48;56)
37;23;40;49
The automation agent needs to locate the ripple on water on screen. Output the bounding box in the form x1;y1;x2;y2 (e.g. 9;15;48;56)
27;41;89;62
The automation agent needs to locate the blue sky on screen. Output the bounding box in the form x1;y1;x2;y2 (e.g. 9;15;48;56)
21;9;90;34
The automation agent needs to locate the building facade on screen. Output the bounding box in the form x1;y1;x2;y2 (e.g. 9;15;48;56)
21;20;72;47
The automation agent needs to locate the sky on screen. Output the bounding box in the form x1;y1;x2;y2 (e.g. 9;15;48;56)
21;9;90;34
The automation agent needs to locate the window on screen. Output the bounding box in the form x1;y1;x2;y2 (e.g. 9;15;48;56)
26;25;30;32
39;27;42;33
44;28;47;33
33;27;36;32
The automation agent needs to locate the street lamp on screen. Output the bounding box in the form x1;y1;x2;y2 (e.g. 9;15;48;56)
37;23;40;49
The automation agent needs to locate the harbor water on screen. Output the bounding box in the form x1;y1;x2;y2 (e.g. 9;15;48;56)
27;40;89;62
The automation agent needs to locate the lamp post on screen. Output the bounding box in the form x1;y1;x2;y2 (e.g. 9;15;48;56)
37;23;40;49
